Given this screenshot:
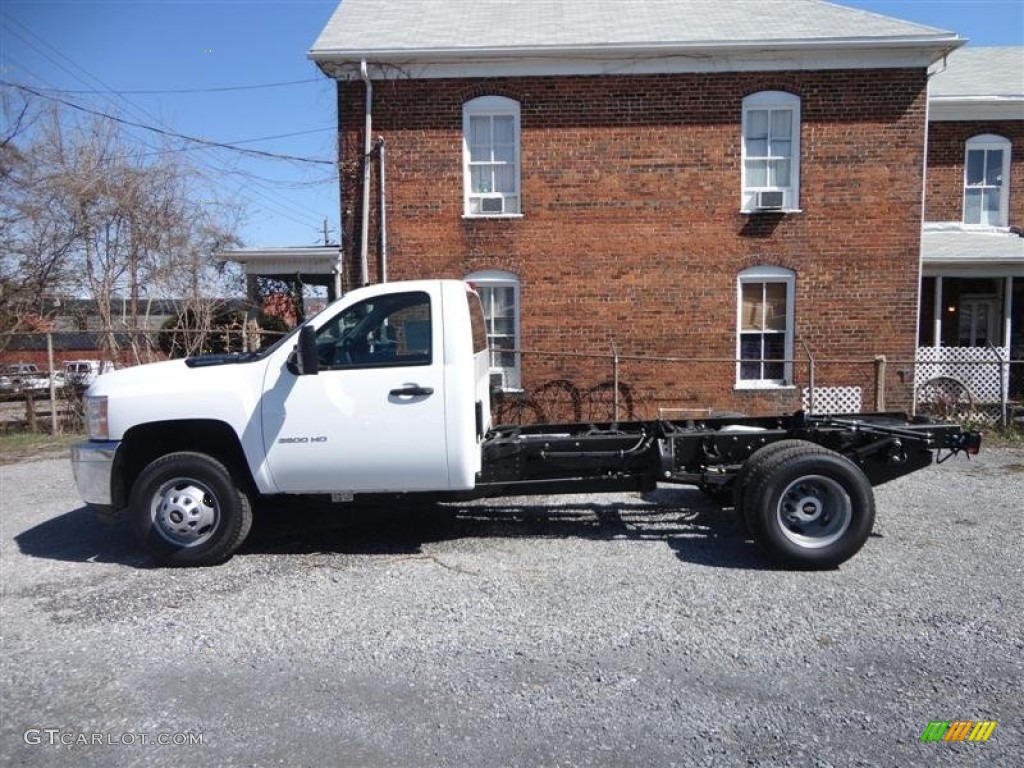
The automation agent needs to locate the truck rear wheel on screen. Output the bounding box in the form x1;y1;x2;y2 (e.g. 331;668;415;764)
131;451;253;567
732;439;809;538
743;443;874;569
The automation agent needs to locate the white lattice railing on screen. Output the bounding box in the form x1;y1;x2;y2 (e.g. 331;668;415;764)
802;386;862;415
915;346;1009;405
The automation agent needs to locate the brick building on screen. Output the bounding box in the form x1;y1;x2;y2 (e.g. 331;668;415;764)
917;47;1024;410
310;0;965;416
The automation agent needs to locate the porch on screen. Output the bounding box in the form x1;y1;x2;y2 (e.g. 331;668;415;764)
917;227;1024;422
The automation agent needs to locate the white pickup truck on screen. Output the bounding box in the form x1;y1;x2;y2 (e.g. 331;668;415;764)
72;279;979;569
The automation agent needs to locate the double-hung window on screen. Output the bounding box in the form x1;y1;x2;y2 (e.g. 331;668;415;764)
737;266;795;387
466;270;521;389
463;96;521;217
741;91;800;212
963;134;1011;227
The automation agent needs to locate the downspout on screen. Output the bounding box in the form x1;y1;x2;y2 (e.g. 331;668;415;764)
377;136;388;282
359;59;372;286
917;66;934;353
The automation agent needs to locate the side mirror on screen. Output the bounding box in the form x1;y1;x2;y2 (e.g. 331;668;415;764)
292;325;319;376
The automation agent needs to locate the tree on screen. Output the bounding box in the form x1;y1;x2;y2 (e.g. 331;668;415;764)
158;307;288;358
0;95;70;349
0;89;245;362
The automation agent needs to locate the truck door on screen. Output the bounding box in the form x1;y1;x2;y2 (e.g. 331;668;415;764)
261;287;449;493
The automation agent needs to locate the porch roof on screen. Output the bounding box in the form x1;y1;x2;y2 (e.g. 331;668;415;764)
214;246;342;275
921;227;1024;276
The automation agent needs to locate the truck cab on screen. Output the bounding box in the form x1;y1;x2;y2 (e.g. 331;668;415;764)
261;280;491;493
71;280;491;565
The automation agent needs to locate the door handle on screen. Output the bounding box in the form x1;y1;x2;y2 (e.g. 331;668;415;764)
389;385;434;397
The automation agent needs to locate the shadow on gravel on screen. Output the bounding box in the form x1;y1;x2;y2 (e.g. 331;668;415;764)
14;490;771;570
238;487;772;570
14;506;145;566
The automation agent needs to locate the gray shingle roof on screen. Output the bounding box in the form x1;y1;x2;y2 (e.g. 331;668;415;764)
930;47;1024;99
311;0;956;56
922;229;1024;267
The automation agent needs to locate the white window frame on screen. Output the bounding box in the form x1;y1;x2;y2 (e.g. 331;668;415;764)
462;96;522;218
741;91;801;213
963;134;1011;227
465;270;521;390
736;266;795;388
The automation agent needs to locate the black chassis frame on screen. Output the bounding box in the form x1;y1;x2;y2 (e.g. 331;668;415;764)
471;411;980;499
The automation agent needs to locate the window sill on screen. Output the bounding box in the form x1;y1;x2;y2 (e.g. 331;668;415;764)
734;383;798;392
492;387;525;396
462;214;524;220
739;209;802;215
956;223;1011;232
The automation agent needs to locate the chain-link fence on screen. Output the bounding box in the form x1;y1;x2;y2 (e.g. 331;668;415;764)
492;348;1024;429
0;329;287;435
3;331;1021;434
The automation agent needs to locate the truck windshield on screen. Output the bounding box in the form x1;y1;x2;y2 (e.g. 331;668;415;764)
248;300;336;361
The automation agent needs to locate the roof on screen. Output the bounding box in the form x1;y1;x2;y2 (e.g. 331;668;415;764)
215;246;343;275
931;47;1024;99
928;46;1024;121
921;228;1024;276
310;0;962;79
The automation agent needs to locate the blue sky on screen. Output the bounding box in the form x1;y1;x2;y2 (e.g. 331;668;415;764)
1;1;1021;249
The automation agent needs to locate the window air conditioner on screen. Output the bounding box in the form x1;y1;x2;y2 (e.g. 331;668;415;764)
490;372;506;391
755;190;785;210
481;197;504;214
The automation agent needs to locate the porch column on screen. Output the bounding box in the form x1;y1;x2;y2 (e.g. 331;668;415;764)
1004;276;1013;350
933;276;943;348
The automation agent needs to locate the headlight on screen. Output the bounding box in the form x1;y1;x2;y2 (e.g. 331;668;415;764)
84;396;109;440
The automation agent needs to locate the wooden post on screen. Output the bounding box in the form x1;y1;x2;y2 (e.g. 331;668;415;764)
874;355;887;412
25;392;36;433
47;332;58;435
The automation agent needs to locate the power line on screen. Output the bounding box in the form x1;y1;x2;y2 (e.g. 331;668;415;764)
136;126;334;157
28;78;323;95
2;14;335;234
3;81;336;165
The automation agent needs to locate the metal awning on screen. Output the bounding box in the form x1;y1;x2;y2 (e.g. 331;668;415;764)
215;246;344;298
921;227;1024;276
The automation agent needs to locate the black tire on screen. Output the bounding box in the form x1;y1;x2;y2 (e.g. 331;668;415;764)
532;379;582;423
131;451;253;567
732;439;809;538
581;381;635;422
492;392;545;427
743;443;875;569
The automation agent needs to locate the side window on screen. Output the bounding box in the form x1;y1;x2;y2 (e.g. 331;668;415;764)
741;91;801;212
463;96;521;217
467;289;489;355
963;134;1010;227
737;266;795;387
314;292;432;369
465;270;521;390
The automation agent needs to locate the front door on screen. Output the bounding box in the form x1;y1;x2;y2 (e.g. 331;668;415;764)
958;299;998;347
261;287;449;493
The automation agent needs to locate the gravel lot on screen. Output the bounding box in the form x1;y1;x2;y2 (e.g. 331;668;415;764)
1;447;1021;767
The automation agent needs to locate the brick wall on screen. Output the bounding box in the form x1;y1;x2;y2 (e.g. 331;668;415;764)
338;68;929;414
925;120;1024;225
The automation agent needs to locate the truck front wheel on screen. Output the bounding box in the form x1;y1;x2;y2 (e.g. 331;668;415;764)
131;452;253;567
744;445;875;569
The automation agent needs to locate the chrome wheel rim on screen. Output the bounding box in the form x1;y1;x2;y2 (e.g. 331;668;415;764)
776;474;852;549
150;477;219;547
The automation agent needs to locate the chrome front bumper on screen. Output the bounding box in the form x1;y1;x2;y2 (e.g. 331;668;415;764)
70;441;120;510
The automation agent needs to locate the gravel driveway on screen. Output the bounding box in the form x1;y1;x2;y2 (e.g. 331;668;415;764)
1;447;1021;767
